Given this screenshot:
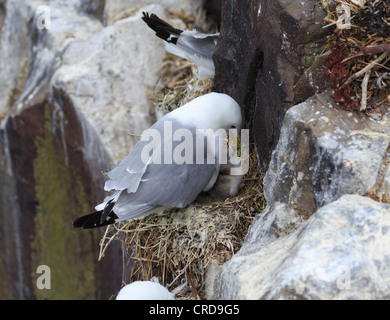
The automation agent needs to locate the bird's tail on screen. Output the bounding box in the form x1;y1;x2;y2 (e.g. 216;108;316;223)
142;12;182;44
72;201;118;229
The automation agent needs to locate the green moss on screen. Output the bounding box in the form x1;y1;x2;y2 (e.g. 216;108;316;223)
0;262;11;299
32;103;97;299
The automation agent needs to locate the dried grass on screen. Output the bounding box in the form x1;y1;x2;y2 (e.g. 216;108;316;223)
98;22;265;298
150;53;214;115
96;2;390;300
99;148;265;299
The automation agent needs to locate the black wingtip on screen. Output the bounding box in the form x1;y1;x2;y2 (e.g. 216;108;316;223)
142;11;182;44
73;210;118;229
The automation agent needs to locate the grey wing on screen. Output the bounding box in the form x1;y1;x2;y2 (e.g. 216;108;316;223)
176;32;218;60
114;161;217;220
104;142;150;193
103;118;166;193
164;32;219;78
101;116;218;221
142;11;218;78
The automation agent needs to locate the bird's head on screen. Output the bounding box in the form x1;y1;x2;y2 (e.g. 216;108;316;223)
172;92;242;132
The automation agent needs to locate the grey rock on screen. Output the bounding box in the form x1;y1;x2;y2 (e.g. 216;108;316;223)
0;0;28;117
0;0;194;299
216;194;390;299
264;91;390;216
52;4;168;162
213;0;330;166
207;92;390;300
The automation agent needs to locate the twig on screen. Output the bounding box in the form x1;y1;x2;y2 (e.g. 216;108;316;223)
377;94;390;106
98;225;119;261
360;43;390;55
360;69;371;111
341;52;364;64
186;270;201;300
129;256;159;263
341;52;389;88
127;133;141;137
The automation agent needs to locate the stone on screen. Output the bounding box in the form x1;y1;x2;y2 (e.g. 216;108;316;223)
213;0;330;166
0;87;123;299
206;90;390;300
264;91;390;216
216;194;390;299
52;4;167;162
14;1;103;121
0;0;28;118
0;0;204;299
0;1;119;300
0;0;187;299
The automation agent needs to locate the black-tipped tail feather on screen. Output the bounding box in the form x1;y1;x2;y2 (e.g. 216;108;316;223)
73;209;118;229
142;12;182;44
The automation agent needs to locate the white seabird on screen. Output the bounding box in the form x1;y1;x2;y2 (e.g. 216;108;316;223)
142;12;219;79
73;92;242;229
116;281;175;300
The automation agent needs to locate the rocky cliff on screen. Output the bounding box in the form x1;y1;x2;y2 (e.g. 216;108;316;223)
206;0;390;300
210;92;390;299
1;0;389;300
0;0;194;299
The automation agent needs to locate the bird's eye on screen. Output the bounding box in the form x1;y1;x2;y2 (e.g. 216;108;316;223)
230;125;236;128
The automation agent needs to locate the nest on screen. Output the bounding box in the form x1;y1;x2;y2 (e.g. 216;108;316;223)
98;21;265;298
99;148;265;299
150;53;214;115
323;0;390;113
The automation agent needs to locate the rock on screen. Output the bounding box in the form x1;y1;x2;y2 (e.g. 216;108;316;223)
0;0;191;299
0;0;28;117
384;166;390;198
216;194;390;299
0;87;123;299
264;91;390;216
21;1;103;109
80;0;106;23
52;4;168;162
213;0;330;166
207;91;390;300
0;1;120;300
292;53;331;105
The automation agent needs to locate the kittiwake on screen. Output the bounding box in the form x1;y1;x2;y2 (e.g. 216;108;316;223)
142;12;219;79
72;92;242;229
116;281;175;300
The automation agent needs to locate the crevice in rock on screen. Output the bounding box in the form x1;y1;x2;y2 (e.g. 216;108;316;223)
243;46;264;132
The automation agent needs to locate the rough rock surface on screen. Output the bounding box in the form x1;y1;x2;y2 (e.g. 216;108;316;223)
2;0;389;301
208;92;390;300
0;0;192;299
264;91;390;215
217;195;390;299
213;0;330;167
0;0;28;117
52;4;167;162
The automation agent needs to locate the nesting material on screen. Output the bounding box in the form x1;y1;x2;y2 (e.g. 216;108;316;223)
151;52;213;115
99;148;265;299
98;12;265;300
323;0;390;113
